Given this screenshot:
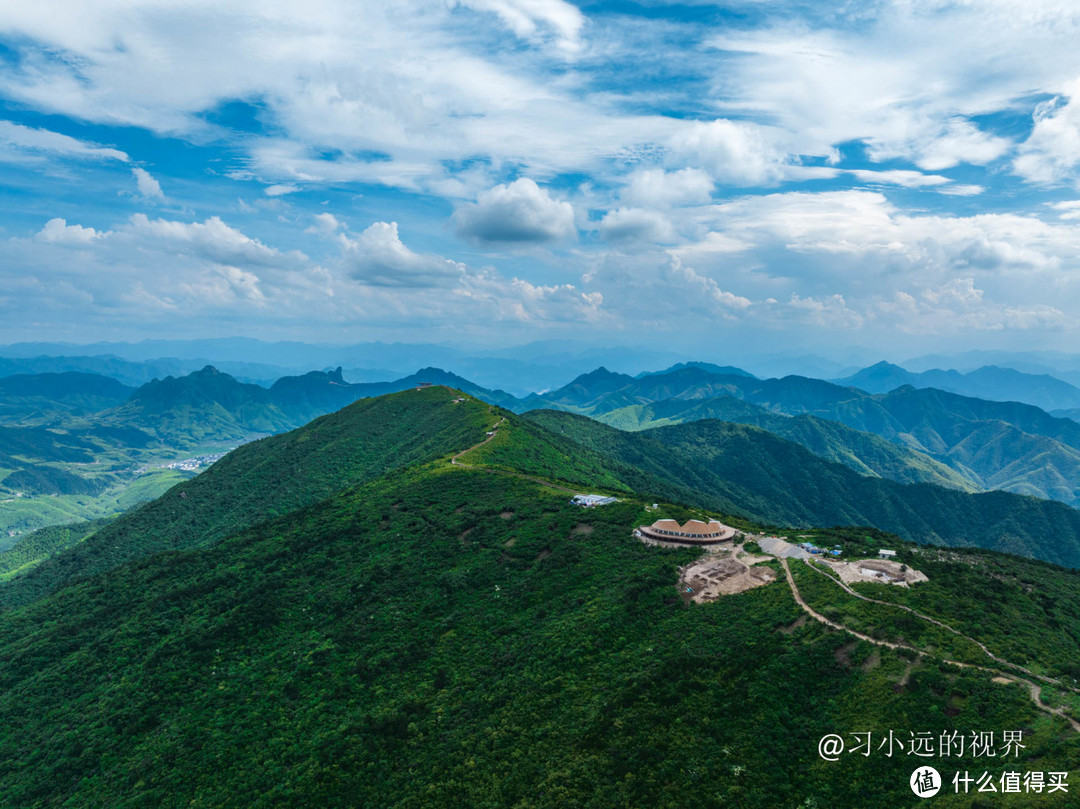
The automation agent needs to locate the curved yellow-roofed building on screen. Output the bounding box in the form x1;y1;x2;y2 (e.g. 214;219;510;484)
637;517;736;545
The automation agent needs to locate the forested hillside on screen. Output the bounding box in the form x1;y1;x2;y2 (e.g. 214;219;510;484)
1;439;1077;807
528;410;1080;568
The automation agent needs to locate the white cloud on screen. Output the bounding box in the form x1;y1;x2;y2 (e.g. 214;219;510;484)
665;256;751;316
937;184;985;197
450;0;585;51
265;183;300;197
0;120;128;165
865;118;1011;172
454;178;576;244
621;168;713;207
334;219;601;321
697;191;1073;278
36;217;105;245
781;293;864;329
846;169;950;188
125;213;310;271
668;119;790;186
306;212;342;233
1014;78;1080;185
340;221;466;288
132;167;164;199
597;208;675;243
5;212;604;338
876;278;1067;333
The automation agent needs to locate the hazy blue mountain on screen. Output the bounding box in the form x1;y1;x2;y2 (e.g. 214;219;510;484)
835;361;1080;411
0;339;690;395
0;354;301;387
637;361;756;379
518;366;753;414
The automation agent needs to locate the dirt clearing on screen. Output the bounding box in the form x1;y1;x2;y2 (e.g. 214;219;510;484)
679;551;776;601
826;558;928;587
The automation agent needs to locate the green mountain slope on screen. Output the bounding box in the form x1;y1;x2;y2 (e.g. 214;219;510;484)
0;519;107;581
99;365;296;444
0;386;492;609
528;367;1080;508
1;459;1076;807
598;396;977;491
0;372;134;423
528;410;1080;568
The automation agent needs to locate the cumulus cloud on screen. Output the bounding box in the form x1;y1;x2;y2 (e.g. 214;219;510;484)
306;212;342;234
665;257;751;316
621;168;714;208
866;118;1011;172
5;212;606;339
876;278;1067;333
132;167;164;199
334;219;601;320
340;222;466;288
597;208;675;243
696;191;1073;278
125;214;310;271
36;217;105;245
4;213;337;332
780;293;864;329
466;276;603;324
669;119;790;186
454;178;576;244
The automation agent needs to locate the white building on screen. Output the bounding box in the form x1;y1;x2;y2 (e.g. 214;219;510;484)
572;494;618;507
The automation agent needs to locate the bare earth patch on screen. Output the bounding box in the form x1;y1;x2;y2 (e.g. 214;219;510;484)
499;511;514;520
862;650;881;671
779;615;808;634
679;551;776;601
572;523;594;535
827;558;928;587
834;640;859;667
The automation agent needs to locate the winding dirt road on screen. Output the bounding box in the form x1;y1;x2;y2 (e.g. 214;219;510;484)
780;558;1080;733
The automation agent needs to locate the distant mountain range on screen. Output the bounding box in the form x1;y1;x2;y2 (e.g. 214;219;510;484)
14;357;1080;538
512;365;1080;509
833;360;1080;412
10;385;1080;605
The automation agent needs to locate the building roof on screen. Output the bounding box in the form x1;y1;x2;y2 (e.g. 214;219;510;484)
651;519;682;531
648;519;728;536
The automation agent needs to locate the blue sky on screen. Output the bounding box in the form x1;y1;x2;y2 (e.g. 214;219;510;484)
3;0;1080;357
